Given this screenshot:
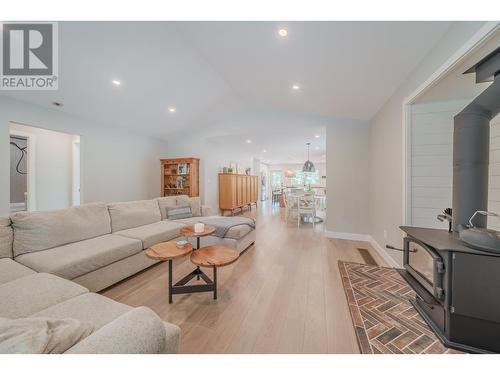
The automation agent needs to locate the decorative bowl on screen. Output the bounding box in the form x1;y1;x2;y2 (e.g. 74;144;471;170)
176;240;188;248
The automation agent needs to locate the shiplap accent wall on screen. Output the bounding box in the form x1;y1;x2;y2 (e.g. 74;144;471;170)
488;114;500;231
409;100;468;229
410;99;500;230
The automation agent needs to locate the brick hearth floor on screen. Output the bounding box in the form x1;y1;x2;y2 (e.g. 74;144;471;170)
339;261;463;354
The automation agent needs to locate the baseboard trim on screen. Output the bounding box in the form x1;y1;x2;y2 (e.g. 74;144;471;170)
324;231;371;242
367;236;400;268
324;231;400;268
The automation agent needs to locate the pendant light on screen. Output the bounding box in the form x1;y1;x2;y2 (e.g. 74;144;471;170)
302;142;316;173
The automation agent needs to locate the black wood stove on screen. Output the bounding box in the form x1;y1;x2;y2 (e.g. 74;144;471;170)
399;226;500;353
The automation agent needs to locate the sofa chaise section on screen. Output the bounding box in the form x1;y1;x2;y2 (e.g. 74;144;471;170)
173;215;256;252
0;276;180;353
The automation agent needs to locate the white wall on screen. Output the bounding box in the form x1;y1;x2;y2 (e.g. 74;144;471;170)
368;22;489;266
166;135;253;213
0;95;169;216
326;120;370;235
10;123;77;211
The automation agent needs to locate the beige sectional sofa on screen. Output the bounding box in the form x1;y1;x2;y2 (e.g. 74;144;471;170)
0;195;255;354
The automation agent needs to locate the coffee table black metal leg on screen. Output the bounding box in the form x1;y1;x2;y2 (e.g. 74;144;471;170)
196;266;201;280
168;259;173;304
196;236;200;250
213;266;217;300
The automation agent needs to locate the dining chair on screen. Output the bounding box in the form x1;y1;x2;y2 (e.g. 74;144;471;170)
284;193;299;223
298;194;316;228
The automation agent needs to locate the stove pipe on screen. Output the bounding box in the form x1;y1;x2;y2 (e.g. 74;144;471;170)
452;47;500;232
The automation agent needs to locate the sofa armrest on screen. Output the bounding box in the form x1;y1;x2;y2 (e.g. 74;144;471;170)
65;307;180;354
201;205;211;217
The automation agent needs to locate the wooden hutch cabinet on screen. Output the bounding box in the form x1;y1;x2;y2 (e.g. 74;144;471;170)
161;158;199;197
219;173;258;215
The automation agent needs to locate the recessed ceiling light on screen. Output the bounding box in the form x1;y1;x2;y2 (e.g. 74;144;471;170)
278;28;288;37
246;139;252;144
168;107;176;113
262;149;267;153
314;134;320;138
292;84;300;91
112;80;121;86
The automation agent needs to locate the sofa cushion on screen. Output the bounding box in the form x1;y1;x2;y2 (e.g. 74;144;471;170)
0;258;35;286
0;218;13;258
157;196;177;220
166;205;192;220
115;221;186;249
108;200;161;232
11;203;111;257
0;316;93;354
15;234;142;280
31;293;131;330
0;273;88;319
176;195;201;217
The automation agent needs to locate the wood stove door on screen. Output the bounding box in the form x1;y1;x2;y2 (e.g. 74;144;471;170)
404;237;445;300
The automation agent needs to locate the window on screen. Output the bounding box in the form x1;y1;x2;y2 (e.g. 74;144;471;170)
292;170;319;186
271;170;282;187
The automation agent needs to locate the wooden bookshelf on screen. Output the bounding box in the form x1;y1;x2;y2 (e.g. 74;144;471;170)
161;158;199;197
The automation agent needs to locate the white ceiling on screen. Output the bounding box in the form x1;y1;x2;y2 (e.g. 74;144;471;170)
2;21;455;162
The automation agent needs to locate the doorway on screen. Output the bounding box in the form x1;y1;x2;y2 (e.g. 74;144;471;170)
9;122;81;212
9;135;28;212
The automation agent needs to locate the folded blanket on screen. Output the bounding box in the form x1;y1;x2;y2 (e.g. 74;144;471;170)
0;316;93;354
200;217;255;238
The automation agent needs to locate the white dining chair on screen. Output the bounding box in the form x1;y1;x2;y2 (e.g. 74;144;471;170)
298;194;316;228
284;193;299;223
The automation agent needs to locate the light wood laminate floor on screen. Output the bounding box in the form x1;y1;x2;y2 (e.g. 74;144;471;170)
102;202;388;353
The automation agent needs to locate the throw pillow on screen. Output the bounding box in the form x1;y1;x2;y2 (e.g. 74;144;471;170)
166;205;192;220
176;195;201;217
157;196;177;220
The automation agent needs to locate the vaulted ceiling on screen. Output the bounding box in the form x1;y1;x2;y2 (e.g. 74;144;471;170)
2;21;455;161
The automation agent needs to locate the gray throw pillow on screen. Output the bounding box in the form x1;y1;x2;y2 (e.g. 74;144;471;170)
166;205;192;220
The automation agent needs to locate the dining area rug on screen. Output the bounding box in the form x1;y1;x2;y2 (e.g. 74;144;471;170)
338;261;463;354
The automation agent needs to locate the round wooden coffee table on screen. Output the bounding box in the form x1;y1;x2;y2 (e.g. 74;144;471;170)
145;241;193;303
191;245;239;300
180;224;216;249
